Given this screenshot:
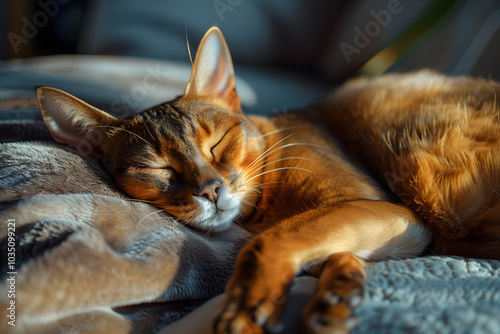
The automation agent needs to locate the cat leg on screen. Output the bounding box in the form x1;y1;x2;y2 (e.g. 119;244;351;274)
212;200;430;334
301;253;367;334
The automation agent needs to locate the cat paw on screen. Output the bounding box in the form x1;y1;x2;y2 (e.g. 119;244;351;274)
212;294;273;334
302;287;362;334
212;239;293;334
302;253;366;334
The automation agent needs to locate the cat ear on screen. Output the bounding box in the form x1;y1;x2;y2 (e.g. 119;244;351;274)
36;86;118;159
185;26;241;111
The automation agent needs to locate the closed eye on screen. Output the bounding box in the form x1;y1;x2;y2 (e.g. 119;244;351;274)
211;133;229;159
161;166;176;173
128;165;176;177
211;123;241;161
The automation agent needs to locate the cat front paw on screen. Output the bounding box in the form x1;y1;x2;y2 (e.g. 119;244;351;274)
212;238;293;334
301;289;362;334
212;291;273;334
301;253;366;334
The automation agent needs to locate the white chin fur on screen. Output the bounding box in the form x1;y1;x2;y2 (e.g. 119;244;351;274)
192;186;241;232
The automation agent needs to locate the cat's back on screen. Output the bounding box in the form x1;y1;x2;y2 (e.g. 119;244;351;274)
322;70;500;141
319;70;500;258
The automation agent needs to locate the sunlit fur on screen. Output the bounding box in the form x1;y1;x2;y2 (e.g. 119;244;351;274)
321;70;500;259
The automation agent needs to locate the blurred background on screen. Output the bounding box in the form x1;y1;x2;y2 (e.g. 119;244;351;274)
1;0;500;119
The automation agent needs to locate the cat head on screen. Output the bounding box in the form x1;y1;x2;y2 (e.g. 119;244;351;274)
36;27;264;232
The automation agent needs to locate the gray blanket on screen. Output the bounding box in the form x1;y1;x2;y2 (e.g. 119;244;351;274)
0;121;250;333
1;121;499;334
162;257;500;334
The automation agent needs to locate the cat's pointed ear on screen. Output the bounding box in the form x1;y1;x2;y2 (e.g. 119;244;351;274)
36;86;118;159
185;26;241;111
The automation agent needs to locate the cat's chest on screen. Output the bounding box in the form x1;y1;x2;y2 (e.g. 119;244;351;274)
242;116;386;232
243;172;383;234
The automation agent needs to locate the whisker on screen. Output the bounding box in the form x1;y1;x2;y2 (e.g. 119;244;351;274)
240;187;263;199
235;203;251;224
240;156;313;182
205;225;214;238
240;199;258;211
233;217;245;228
92;125;152;146
238;145;311;180
238;142;321;183
142;114;155;142
238;181;287;193
242;167;314;186
185;26;198;93
70;179;98;193
277;142;324;150
241;194;273;199
245;142;323;170
171;211;192;229
237;131;306;180
225;92;237;103
242;182;288;192
135;208;167;229
119;197;160;205
258;125;312;138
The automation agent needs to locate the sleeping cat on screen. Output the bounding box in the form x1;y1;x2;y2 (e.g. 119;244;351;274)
36;27;500;334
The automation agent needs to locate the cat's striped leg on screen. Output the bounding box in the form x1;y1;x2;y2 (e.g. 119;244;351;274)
212;233;298;334
212;200;431;334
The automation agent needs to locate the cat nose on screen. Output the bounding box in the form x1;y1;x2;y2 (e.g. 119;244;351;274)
196;182;221;204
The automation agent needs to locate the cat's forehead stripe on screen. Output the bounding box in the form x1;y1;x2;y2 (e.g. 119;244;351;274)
142;102;197;140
